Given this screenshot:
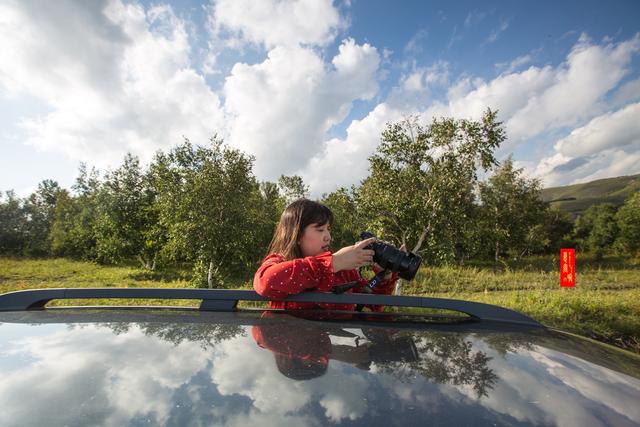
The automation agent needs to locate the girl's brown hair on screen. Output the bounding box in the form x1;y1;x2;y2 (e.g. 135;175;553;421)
267;199;334;260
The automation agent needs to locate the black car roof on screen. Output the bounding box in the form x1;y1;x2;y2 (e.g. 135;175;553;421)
1;306;640;427
1;289;640;426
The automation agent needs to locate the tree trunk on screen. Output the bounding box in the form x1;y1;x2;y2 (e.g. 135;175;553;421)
413;225;430;254
208;259;215;289
493;205;499;274
518;247;527;261
394;278;403;296
138;255;152;271
396;232;409;296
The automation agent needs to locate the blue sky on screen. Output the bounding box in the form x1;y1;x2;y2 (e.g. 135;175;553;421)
1;0;639;198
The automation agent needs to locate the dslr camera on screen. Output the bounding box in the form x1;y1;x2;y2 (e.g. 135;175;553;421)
360;232;421;281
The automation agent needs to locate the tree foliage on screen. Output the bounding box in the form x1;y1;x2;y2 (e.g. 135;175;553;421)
573;203;619;259
0;190;25;255
358;109;505;264
49;164;101;259
321;186;362;251
153;137;262;287
1;117;636;279
278;175;309;204
615;192;640;256
479;157;548;263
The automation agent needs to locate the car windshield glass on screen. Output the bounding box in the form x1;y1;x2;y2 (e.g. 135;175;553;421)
1;310;640;426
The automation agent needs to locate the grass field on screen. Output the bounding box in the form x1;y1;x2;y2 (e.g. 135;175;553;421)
1;256;639;354
406;255;640;353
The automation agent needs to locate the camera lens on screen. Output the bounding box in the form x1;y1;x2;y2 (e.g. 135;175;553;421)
359;232;421;281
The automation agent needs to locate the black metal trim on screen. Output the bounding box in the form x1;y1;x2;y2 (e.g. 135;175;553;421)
0;288;541;326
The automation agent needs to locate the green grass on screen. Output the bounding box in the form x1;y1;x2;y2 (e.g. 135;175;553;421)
1;256;639;354
403;256;640;353
0;257;251;308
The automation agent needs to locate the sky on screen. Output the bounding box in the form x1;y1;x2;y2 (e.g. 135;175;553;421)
1;0;639;198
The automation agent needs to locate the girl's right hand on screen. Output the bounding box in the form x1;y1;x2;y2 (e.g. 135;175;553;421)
331;237;376;272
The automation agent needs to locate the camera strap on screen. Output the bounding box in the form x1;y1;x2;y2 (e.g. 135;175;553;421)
332;281;360;294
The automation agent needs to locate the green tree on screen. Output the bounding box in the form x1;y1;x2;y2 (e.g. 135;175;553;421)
587;204;619;258
358;109;504;264
278;175;309;204
21;180;62;256
49;164;101;259
573;203;618;258
615;192;640;256
156;137;261;287
49;190;78;257
253;181;286;258
0;190;26;255
93;153;164;269
321;186;362;250
542;206;574;254
479;157;547;265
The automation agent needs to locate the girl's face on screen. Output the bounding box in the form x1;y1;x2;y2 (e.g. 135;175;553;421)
298;222;332;257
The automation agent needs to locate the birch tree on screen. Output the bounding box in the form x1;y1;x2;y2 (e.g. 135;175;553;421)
358;109;504;263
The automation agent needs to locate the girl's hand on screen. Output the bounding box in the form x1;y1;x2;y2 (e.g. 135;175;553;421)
332;237;376;272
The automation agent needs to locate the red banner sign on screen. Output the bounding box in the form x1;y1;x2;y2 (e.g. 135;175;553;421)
560;248;575;287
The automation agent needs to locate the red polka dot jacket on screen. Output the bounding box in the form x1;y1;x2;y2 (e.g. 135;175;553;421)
253;251;398;311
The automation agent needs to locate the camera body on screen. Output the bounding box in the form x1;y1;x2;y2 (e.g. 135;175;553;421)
360;232;421;281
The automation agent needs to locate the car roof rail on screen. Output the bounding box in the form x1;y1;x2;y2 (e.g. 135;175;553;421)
0;288;542;326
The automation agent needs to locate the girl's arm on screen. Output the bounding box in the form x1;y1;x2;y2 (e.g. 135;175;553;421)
253;252;335;299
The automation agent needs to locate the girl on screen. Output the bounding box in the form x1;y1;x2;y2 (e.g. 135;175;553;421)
253;198;401;311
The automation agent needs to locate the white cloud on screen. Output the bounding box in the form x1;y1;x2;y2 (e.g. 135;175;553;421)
612;77;640;106
302;33;640;195
210;0;343;49
447;24;463;50
553;102;640;157
446;66;556;123
401;60;450;93
0;0;225;168
434;33;640;145
484;19;510;44
534;102;640;186
2;0;639;196
302;103;403;196
3;322;640;426
223;38;380;179
440;339;640;427
495;53;533;74
506;33;640;141
464;10;488;27
302;60;557;196
209;336;313;413
404;28;428;54
0;0;384;193
0;325;213;426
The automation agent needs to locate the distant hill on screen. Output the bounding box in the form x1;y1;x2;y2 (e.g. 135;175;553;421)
541;174;640;217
